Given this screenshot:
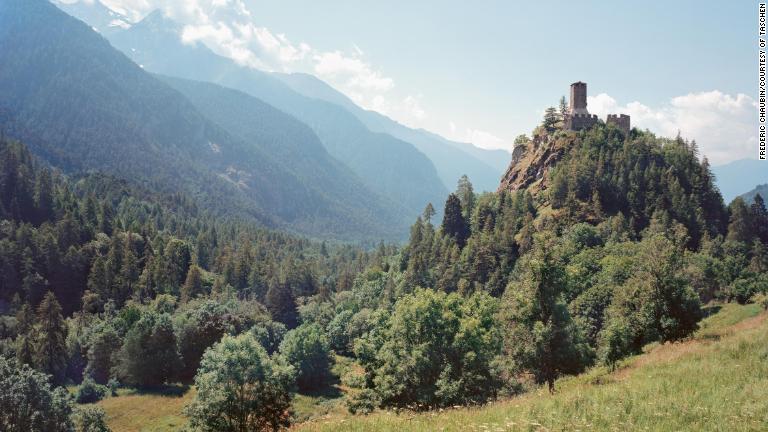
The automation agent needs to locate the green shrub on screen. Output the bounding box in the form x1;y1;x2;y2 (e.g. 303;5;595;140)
355;289;502;410
75;377;107;404
0;357;73;431
185;333;295;432
73;405;111;431
752;292;768;310
279;323;332;392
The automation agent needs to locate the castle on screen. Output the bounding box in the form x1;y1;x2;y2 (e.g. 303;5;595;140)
564;82;630;135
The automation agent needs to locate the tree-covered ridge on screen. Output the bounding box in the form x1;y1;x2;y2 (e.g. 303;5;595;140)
0;136;381;318
544;126;728;247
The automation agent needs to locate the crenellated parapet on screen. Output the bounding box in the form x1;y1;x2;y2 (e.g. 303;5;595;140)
606;114;631;135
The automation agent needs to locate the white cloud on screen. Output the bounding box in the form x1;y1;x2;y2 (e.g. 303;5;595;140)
445;123;509;151
587;91;757;165
313;51;394;92
70;0;417;124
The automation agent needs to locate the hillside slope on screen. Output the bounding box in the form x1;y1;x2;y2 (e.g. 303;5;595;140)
104;11;448;220
741;183;768;204
0;0;402;240
497;124;728;245
89;303;767;431
298;303;768;432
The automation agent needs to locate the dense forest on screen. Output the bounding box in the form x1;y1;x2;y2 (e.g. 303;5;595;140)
2;114;767;431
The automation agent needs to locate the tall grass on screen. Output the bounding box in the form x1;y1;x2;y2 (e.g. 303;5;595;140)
298;303;768;432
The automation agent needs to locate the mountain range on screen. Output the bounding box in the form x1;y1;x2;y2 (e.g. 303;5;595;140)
55;1;510;194
0;0;408;241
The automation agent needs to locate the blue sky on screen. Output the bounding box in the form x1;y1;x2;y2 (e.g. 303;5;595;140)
62;0;757;164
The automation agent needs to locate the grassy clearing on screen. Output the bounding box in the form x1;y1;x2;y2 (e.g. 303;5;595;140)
95;355;357;431
292;355;358;422
96;386;194;432
297;303;768;432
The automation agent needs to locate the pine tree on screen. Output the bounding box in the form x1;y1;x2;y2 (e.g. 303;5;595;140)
119;233;139;306
442;193;469;248
33;168;55;224
559;96;569;119
33;292;68;384
751;194;768;244
457;175;475;219
422;203;436;225
726;198;754;244
180;265;204;304
14;303;35;367
265;279;298;328
543;107;559;132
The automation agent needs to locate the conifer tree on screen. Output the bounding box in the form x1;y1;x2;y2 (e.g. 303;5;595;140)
559;96;569;120
33;292;68;384
180;265;204;303
457;175;475;219
14;303;35;367
543;107;559;132
265;279;298;329
751;194;768;244
442;193;469;248
726;198;754;244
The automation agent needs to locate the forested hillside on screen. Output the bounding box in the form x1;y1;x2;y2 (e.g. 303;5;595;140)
0;0;405;241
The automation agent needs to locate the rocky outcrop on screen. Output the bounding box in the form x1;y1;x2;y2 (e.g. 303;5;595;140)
497;130;574;194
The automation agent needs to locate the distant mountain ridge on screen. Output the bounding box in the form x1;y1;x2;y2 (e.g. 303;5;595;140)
56;2;508;191
275;72;510;191
711;159;768;204
1;0;406;241
102;10;448;219
740;184;768;204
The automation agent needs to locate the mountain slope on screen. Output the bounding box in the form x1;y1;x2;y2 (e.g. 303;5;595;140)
275;72;509;191
711;159;768;204
52;0;132;35
158;74;411;223
297;304;767;432
0;0;402;240
106;12;448;218
741;183;768;204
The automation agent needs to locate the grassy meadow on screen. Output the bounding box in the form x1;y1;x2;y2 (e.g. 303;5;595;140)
92;303;767;432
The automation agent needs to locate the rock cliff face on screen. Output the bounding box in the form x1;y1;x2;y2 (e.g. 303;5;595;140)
498;130;575;194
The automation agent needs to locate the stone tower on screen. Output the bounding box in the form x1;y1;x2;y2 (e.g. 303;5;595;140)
566;81;598;131
569;81;589;115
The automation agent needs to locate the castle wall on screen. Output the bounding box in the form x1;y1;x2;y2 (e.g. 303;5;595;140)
607;114;630;135
566;113;598;131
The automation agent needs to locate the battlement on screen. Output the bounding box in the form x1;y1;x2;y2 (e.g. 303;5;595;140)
564;82;630;135
606;113;630;135
565;113;598;131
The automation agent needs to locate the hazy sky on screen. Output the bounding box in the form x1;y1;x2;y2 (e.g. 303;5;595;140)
63;0;756;164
